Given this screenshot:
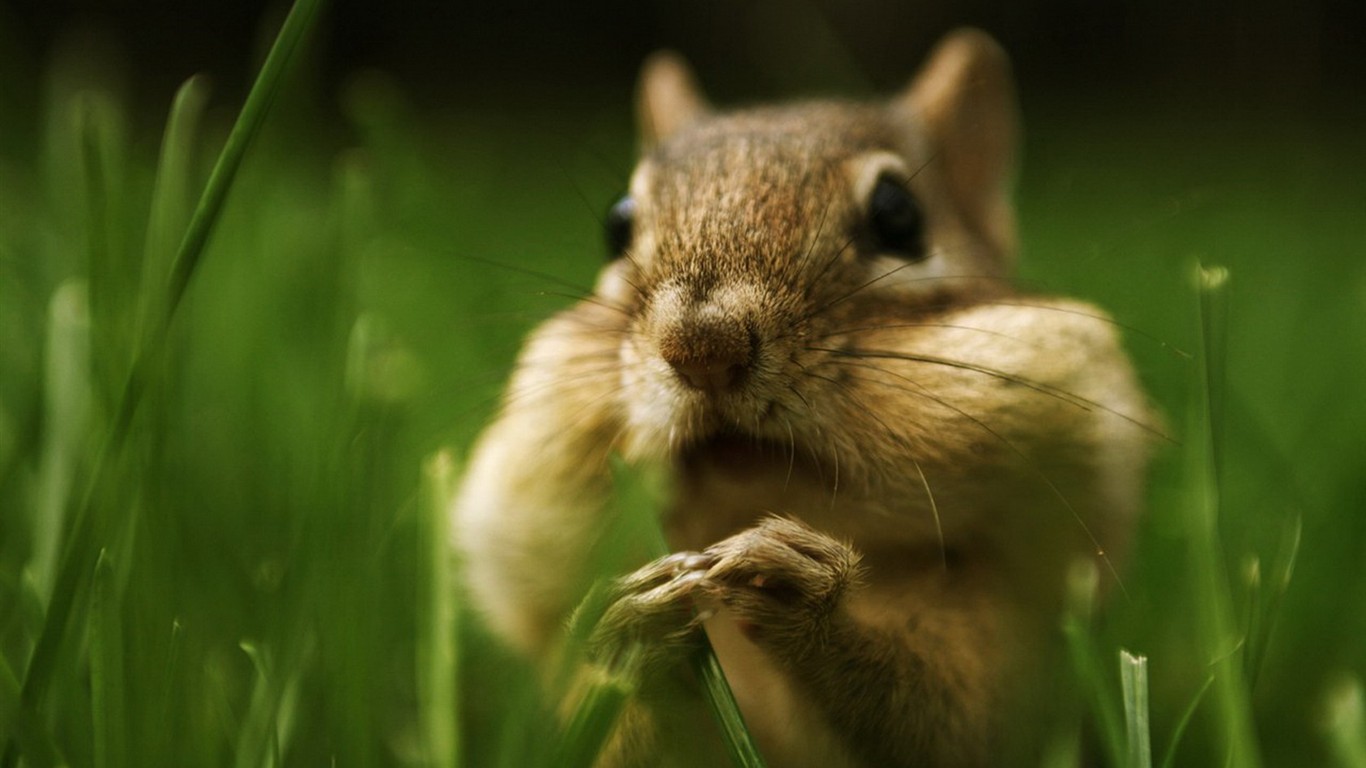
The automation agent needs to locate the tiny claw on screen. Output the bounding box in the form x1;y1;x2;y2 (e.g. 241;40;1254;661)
674;569;707;587
658;551;694;568
680;553;715;572
657;551;713;574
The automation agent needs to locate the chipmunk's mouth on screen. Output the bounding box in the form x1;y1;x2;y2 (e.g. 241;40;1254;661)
677;428;808;479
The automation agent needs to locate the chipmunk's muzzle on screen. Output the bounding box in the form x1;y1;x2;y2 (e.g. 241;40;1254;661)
619;276;810;460
658;318;758;394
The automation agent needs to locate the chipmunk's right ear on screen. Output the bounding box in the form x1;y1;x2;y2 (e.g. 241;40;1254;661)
637;51;710;151
899;28;1019;261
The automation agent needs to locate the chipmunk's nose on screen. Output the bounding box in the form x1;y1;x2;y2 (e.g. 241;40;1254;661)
659;321;755;394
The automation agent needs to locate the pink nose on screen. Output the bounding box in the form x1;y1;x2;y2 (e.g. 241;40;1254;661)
668;357;748;391
659;324;754;393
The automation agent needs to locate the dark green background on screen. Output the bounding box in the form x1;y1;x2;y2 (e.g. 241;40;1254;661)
0;2;1363;766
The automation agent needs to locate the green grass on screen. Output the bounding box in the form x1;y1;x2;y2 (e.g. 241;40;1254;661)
1;5;1364;767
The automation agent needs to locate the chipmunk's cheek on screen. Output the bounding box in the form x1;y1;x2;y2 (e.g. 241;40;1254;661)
617;329;715;460
595;266;636;308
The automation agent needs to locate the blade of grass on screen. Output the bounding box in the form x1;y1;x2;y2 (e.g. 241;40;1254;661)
1239;555;1261;694
2;2;326;764
1159;674;1215;768
552;460;768;767
551;661;637;768
76;93;134;414
1120;650;1151;768
90;549;126;768
419;451;460;768
234;640;307;768
1245;514;1301;691
610;459;768;768
156;620;184;762
138;75;210;347
1186;263;1261;768
697;650;768;768
1062;560;1124;768
1326;678;1366;768
31;280;91;601
0;654;62;768
235;642;279;768
0;655;17;751
161;0;324;321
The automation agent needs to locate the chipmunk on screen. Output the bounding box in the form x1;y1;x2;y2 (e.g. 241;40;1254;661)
454;28;1154;767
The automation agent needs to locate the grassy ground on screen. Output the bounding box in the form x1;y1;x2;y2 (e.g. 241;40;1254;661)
1;5;1365;767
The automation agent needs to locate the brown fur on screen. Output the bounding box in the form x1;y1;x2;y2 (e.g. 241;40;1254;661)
455;28;1154;767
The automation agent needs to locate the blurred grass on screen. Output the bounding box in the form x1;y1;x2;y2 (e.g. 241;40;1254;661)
0;7;1364;767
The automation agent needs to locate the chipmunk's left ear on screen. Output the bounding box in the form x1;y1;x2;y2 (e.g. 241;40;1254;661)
899;28;1019;259
637;51;710;151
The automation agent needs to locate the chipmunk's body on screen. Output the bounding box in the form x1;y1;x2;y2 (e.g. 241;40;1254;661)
455;29;1153;767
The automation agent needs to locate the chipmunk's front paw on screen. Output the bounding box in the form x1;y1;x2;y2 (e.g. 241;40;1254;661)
701;516;862;654
585;552;712;673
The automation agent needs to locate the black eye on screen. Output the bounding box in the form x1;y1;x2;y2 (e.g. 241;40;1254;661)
605;195;635;260
868;174;925;260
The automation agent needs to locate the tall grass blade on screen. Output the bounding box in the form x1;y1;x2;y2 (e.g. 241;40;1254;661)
1186;263;1261;768
31;281;91;601
610;459;768;768
419;451;460;768
1159;675;1215;768
0;656;17;751
0;654;61;768
1120;650;1151;768
90;549;126;768
235;641;277;768
1245;514;1301;691
698;650;768;768
76;92;134;414
163;0;324;319
553;460;768;767
156;620;184;762
1062;560;1124;767
235;640;306;768
2;2;327;764
138;75;210;347
552;663;636;768
1326;678;1366;768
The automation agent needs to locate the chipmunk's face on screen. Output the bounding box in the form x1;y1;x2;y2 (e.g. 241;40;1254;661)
595;108;995;463
592;40;1021;470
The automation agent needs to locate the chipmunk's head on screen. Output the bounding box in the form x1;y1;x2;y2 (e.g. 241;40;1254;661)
597;30;1023;468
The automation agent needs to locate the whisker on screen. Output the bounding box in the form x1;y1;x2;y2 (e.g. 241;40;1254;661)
896;151;940;187
502;364;623;408
837;363;1129;597
910;459;948;572
804;232;860;301
803;241;945;319
829;442;840;512
814;346;1173;443
826;376;948;563
819;322;1035;349
782;416;797;491
977;300;1192;359
534;291;632;317
438;250;608;303
529;323;632;341
802;256;923;322
614;245;648;294
558;383;633;445
558;158;615;233
512;350;621;370
793;200;834;279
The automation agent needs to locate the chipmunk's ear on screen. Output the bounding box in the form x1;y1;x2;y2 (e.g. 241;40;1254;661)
899;28;1019;260
637;51;710;151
